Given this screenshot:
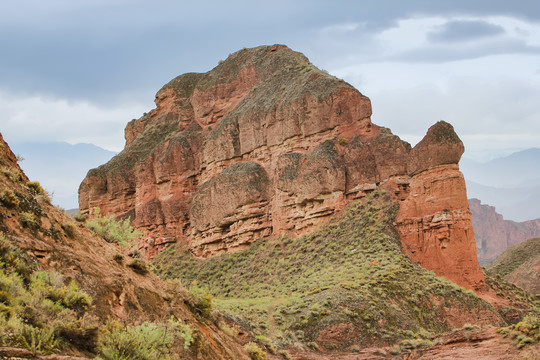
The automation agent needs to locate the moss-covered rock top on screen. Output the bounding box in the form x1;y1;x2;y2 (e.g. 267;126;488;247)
485;237;540;295
408;121;464;175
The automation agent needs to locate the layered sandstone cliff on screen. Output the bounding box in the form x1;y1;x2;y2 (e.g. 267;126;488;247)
79;45;484;290
470;198;540;265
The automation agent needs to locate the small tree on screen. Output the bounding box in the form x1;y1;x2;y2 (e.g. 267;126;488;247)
85;208;141;245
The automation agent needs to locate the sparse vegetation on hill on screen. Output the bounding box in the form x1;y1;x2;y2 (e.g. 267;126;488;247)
0;232;197;358
153;191;502;351
0;233;97;353
85;207;141;245
485;237;540;295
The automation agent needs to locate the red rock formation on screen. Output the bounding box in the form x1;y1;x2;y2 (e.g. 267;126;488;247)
79;45;484;290
395;122;485;290
469;198;540;264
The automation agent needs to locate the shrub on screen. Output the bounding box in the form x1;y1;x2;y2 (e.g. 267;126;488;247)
20;211;40;229
17;323;57;354
0;235;98;354
113;253;124;264
98;317;193;360
61;223;77;238
73;213;89;222
188;282;213;319
0;234;34;281
255;335;276;354
85;207;141;245
244;342;266;360
127;259;148;275
498;314;540;349
0;190;19;208
278;349;292;360
26;181;51;203
29;272;93;314
2;168;25;183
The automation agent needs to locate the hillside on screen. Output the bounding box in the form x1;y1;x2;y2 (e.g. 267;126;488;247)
0;132;248;359
485;237;540;295
469;198;540;265
154;190;540;356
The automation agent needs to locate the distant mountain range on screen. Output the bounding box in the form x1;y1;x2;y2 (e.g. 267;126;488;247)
461;148;540;222
469;198;540;265
9;141;116;210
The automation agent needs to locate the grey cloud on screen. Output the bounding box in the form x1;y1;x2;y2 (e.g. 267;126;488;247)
392;38;540;63
428;20;505;43
1;0;540;106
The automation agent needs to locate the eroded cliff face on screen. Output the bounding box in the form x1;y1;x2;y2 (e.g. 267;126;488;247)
79;45;484;290
395;123;485;290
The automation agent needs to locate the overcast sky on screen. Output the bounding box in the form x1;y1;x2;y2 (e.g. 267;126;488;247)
1;0;540;161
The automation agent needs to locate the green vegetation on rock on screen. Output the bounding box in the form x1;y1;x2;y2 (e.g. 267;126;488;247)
98;316;193;360
497;314;540;349
485;237;540;278
85;207;141;245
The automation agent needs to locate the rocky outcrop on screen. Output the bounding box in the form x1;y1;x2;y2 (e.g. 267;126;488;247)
469;198;540;265
79;45;484;290
395;123;485;290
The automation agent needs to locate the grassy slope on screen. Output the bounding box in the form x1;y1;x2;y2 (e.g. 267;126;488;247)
485;237;540;278
485;237;540;295
153;191;501;350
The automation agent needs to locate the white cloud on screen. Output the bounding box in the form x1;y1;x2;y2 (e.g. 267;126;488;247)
337;61;540;161
0;92;148;151
321;14;540;161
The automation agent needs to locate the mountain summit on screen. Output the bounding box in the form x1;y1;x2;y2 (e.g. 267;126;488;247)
80;45;483;290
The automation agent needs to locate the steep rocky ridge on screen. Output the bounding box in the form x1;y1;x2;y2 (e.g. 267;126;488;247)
470;198;540;265
0;132;248;359
80;45;483;290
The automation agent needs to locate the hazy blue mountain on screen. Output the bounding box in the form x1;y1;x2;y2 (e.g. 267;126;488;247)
461;148;540;222
466;181;540;222
10;142;116;210
461;148;540;188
